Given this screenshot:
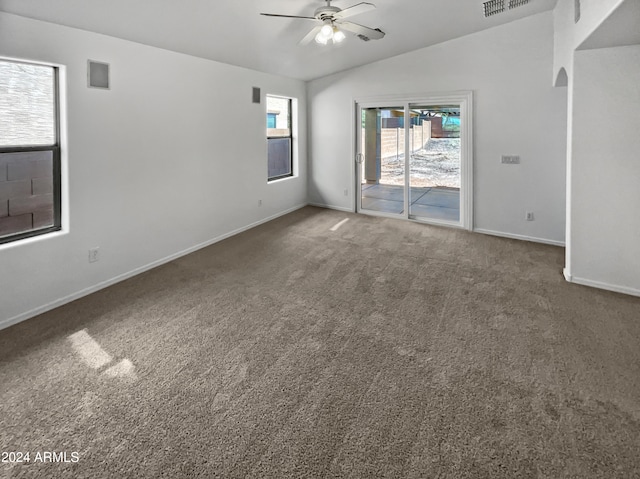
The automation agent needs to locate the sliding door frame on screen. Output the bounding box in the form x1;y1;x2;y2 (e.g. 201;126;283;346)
353;91;474;231
355;102;407;220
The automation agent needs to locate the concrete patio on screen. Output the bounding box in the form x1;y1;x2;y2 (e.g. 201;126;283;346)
361;183;460;222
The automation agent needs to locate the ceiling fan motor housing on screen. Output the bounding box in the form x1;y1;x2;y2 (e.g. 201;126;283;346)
314;5;341;20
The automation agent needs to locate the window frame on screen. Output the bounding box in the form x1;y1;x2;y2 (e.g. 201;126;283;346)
0;59;62;245
266;95;294;182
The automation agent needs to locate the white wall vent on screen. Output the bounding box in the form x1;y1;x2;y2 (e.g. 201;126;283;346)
87;60;110;89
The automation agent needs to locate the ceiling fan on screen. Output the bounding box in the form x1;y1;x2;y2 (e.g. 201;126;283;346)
260;0;385;45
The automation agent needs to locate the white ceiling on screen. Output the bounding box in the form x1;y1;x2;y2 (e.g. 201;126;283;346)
577;0;640;51
0;0;557;81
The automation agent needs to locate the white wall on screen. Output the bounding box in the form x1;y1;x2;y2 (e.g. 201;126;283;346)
569;45;640;294
552;0;640;295
553;0;625;81
0;12;307;328
308;12;567;244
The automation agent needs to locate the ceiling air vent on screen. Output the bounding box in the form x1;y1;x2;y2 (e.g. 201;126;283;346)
508;0;529;8
483;0;504;17
483;0;530;18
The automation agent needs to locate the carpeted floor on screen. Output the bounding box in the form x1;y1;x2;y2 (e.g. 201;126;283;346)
1;206;639;478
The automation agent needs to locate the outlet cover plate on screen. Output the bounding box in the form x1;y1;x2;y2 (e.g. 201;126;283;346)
88;247;100;263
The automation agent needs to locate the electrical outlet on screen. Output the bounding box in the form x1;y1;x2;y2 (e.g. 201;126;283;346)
502;155;520;164
258;199;262;207
88;247;100;263
526;212;535;221
343;189;348;196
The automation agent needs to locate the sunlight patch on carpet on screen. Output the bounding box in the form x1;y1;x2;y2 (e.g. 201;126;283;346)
330;218;349;231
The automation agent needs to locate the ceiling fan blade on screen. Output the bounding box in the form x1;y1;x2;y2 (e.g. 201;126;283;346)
300;25;322;45
260;13;316;20
333;2;376;20
338;21;385;40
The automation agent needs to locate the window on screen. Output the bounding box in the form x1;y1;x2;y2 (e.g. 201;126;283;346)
0;59;61;244
267;113;277;129
266;95;293;181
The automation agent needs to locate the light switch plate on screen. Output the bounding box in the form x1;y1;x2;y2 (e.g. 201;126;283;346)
501;155;520;164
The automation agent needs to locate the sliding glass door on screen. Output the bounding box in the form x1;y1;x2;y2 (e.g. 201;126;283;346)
358;105;406;216
355;93;472;229
408;105;461;223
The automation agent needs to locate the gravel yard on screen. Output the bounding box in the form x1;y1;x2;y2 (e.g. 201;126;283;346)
380;138;460;188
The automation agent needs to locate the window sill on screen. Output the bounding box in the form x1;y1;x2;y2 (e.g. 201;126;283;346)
268;174;297;184
0;228;67;251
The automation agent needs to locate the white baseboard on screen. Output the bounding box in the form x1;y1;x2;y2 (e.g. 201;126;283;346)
474;228;565;247
563;268;572;281
0;203;307;332
308;202;354;213
564;274;640;298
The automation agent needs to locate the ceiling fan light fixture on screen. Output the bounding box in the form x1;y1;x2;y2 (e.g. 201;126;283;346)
262;0;383;47
316;20;336;44
315;32;329;44
320;21;333;37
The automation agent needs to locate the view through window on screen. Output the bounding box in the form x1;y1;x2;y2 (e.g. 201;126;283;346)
0;59;61;244
266;95;293;181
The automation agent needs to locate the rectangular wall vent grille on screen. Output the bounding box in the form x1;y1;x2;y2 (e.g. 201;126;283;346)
87;60;109;89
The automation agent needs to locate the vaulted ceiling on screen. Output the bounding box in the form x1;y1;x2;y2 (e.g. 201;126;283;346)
0;0;557;80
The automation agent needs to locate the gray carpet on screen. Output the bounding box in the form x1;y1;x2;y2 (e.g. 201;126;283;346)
1;206;639;478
